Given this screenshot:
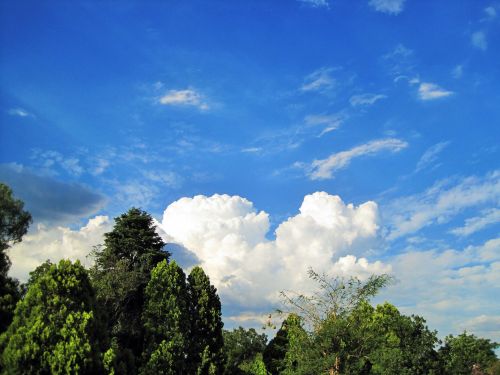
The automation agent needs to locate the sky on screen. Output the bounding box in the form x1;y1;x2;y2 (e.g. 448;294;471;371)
1;0;499;342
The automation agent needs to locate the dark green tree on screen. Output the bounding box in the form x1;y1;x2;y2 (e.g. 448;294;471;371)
438;331;498;375
0;183;32;334
223;327;268;375
90;207;169;373
141;260;190;374
0;260;104;374
188;266;225;374
263;314;303;375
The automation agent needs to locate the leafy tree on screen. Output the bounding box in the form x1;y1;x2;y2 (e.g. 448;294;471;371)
238;353;268;375
90;207;169;373
263;314;303;375
0;260;104;374
0;183;31;334
188;266;225;374
438;331;499;375
141;260;190;374
223;327;268;375
279;269;393;374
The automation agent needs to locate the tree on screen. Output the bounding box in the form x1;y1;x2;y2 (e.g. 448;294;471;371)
223;327;268;375
0;183;32;334
90;207;169;373
263;314;304;375
188;266;225;374
141;260;190;374
279;269;393;374
0;260;104;374
238;353;269;375
438;332;499;375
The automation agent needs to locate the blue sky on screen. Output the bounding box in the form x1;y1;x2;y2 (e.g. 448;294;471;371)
1;0;499;341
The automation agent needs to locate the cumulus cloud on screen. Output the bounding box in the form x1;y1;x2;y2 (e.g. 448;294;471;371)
301;138;408;180
8;216;113;281
386;171;500;239
0;163;106;225
349;93;387;107
369;0;406;15
418;82;454;100
471;31;488;51
158;192;388;307
159;88;209;110
415;141;450;172
383;238;500;341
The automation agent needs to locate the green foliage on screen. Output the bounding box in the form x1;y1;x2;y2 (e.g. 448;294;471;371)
223;327;268;375
0;183;31;334
263;314;303;375
0;260;104;374
188;266;225;375
90;207;169;373
438;331;499;375
141;260;190;374
239;353;268;375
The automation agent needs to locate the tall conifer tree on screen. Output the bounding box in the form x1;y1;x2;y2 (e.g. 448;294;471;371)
188;266;225;374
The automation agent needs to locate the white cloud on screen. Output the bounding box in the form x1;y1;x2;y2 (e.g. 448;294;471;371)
386;171;500;239
304;114;343;136
415;141;450;172
158;192;387;307
8;108;33;118
451;64;463;79
484;6;497;20
418;82;454;100
450;208;500;237
369;0;406;15
8;216;113;281
298;0;329;8
241;147;263;153
142;170;183;189
384;238;500;341
303;138;408;180
301;67;336;92
159;89;209;110
349;93;387;107
471;31;488;51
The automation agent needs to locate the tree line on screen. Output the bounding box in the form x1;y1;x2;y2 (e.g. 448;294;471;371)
0;183;498;374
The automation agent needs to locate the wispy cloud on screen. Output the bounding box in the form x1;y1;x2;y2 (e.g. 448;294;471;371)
299;138;408;180
369;0;406;15
450;208;500;237
415;141;450;172
298;0;330;8
418;82;454;100
451;64;464;79
159;88;209;110
483;6;497;20
301;67;336;92
349;93;387;107
386;171;500;239
8;108;34;118
471;31;488;51
304;113;344;137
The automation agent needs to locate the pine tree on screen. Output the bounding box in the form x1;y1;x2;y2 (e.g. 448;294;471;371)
141;260;190;374
90;207;169;373
188;266;225;374
0;260;104;374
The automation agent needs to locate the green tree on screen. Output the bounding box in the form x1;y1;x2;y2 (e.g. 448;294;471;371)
0;183;32;334
223;327;268;375
0;260;104;374
188;266;225;374
239;353;269;375
279;269;393;374
263;314;304;375
90;207;169;373
438;332;499;375
141;260;190;374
